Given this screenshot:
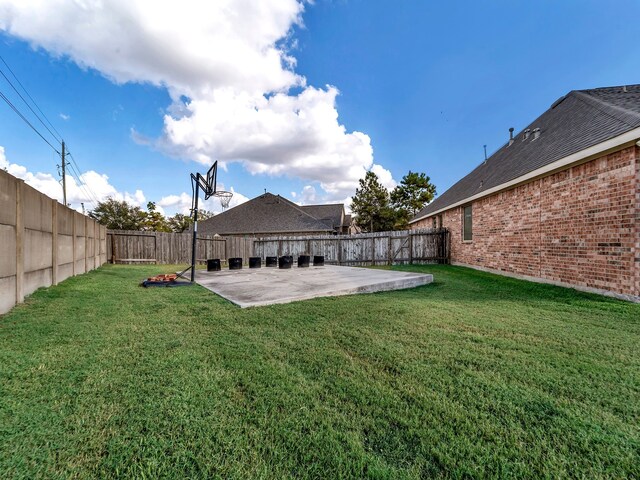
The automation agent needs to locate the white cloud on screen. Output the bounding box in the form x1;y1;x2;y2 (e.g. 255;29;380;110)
2;145;248;218
59;113;70;120
0;145;145;211
0;0;396;201
298;185;318;204
158;184;249;215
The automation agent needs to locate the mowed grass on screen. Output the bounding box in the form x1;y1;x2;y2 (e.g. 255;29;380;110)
0;264;638;479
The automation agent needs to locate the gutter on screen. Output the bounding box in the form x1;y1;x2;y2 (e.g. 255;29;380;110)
410;126;640;224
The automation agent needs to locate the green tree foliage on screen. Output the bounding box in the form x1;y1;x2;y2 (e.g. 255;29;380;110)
167;213;193;233
89;198;146;230
143;202;171;232
197;210;215;221
350;171;397;232
390;171;437;228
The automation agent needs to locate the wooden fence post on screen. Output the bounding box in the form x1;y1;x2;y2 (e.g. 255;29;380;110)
371;234;375;266
408;232;413;265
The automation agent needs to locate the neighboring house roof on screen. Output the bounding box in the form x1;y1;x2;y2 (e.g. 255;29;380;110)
300;204;344;229
343;214;352;227
199;192;337;235
411;84;640;222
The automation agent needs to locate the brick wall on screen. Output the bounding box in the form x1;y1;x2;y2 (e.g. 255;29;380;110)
413;146;639;300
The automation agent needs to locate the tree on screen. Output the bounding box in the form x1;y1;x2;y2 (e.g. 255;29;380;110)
350;171;397;232
89;198;146;230
197;209;215;221
142;202;171;232
390;171;437;228
167;213;193;233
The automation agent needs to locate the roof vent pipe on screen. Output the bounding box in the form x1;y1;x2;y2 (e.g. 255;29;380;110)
523;128;531;141
508;127;514;146
532;127;541;140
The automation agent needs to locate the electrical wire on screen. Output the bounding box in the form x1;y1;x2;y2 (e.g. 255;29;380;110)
67;152;102;206
0;88;61;154
0;54;63;143
66;159;100;209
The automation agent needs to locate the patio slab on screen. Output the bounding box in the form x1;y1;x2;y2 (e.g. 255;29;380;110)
195;264;433;308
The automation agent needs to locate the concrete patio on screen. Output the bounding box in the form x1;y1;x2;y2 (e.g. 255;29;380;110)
195;265;433;308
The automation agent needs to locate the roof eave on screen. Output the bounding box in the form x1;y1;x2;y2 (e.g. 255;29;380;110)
410;126;640;224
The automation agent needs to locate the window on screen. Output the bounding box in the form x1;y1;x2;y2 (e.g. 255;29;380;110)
463;205;472;241
437;214;443;229
432;217;437;229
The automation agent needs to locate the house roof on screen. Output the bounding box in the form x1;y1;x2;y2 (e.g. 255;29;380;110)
300;204;345;229
199;193;336;235
411;84;640;222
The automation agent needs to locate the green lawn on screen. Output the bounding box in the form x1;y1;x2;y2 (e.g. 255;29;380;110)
0;264;638;479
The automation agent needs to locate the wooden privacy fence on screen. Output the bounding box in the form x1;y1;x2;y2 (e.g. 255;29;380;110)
253;229;450;266
107;229;449;266
107;230;253;264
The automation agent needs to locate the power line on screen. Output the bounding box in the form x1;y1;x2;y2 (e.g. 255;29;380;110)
66;159;100;209
0;87;61;154
66;167;97;210
0;54;104;211
67;151;102;206
0;54;63;143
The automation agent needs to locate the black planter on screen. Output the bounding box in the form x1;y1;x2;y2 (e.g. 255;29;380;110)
207;259;221;272
229;257;243;270
249;257;262;269
313;255;325;266
266;256;278;267
278;255;293;269
298;255;310;267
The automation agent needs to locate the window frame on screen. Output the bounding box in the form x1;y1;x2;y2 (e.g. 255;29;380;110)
462;204;473;242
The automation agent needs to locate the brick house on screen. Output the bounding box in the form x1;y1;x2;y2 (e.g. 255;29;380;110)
410;85;640;302
199;192;354;236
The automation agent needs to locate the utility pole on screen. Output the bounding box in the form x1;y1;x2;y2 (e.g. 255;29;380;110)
61;140;67;206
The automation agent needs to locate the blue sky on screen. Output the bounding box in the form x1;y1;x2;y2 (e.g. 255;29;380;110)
1;1;639;215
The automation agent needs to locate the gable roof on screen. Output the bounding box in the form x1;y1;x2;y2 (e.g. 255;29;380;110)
199;193;336;235
300;204;345;229
411;84;640;222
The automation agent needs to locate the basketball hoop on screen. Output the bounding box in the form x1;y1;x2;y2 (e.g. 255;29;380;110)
215;190;233;211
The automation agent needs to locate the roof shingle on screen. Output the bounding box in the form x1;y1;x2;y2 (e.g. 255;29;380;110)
199;193;338;235
411;84;640;221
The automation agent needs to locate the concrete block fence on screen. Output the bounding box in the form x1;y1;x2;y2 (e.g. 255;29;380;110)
0;169;107;314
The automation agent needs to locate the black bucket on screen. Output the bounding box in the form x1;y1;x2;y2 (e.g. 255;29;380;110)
313;255;325;266
279;255;293;269
229;258;243;270
249;257;262;269
207;259;221;272
298;255;310;267
266;256;278;267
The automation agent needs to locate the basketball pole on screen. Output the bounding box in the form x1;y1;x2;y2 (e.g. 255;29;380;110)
190;180;200;283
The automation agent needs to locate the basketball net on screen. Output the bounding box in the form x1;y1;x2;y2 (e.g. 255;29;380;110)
215;190;233;211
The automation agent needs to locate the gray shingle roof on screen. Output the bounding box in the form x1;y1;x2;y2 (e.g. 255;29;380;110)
300;204;345;229
411;84;640;221
198;193;336;235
